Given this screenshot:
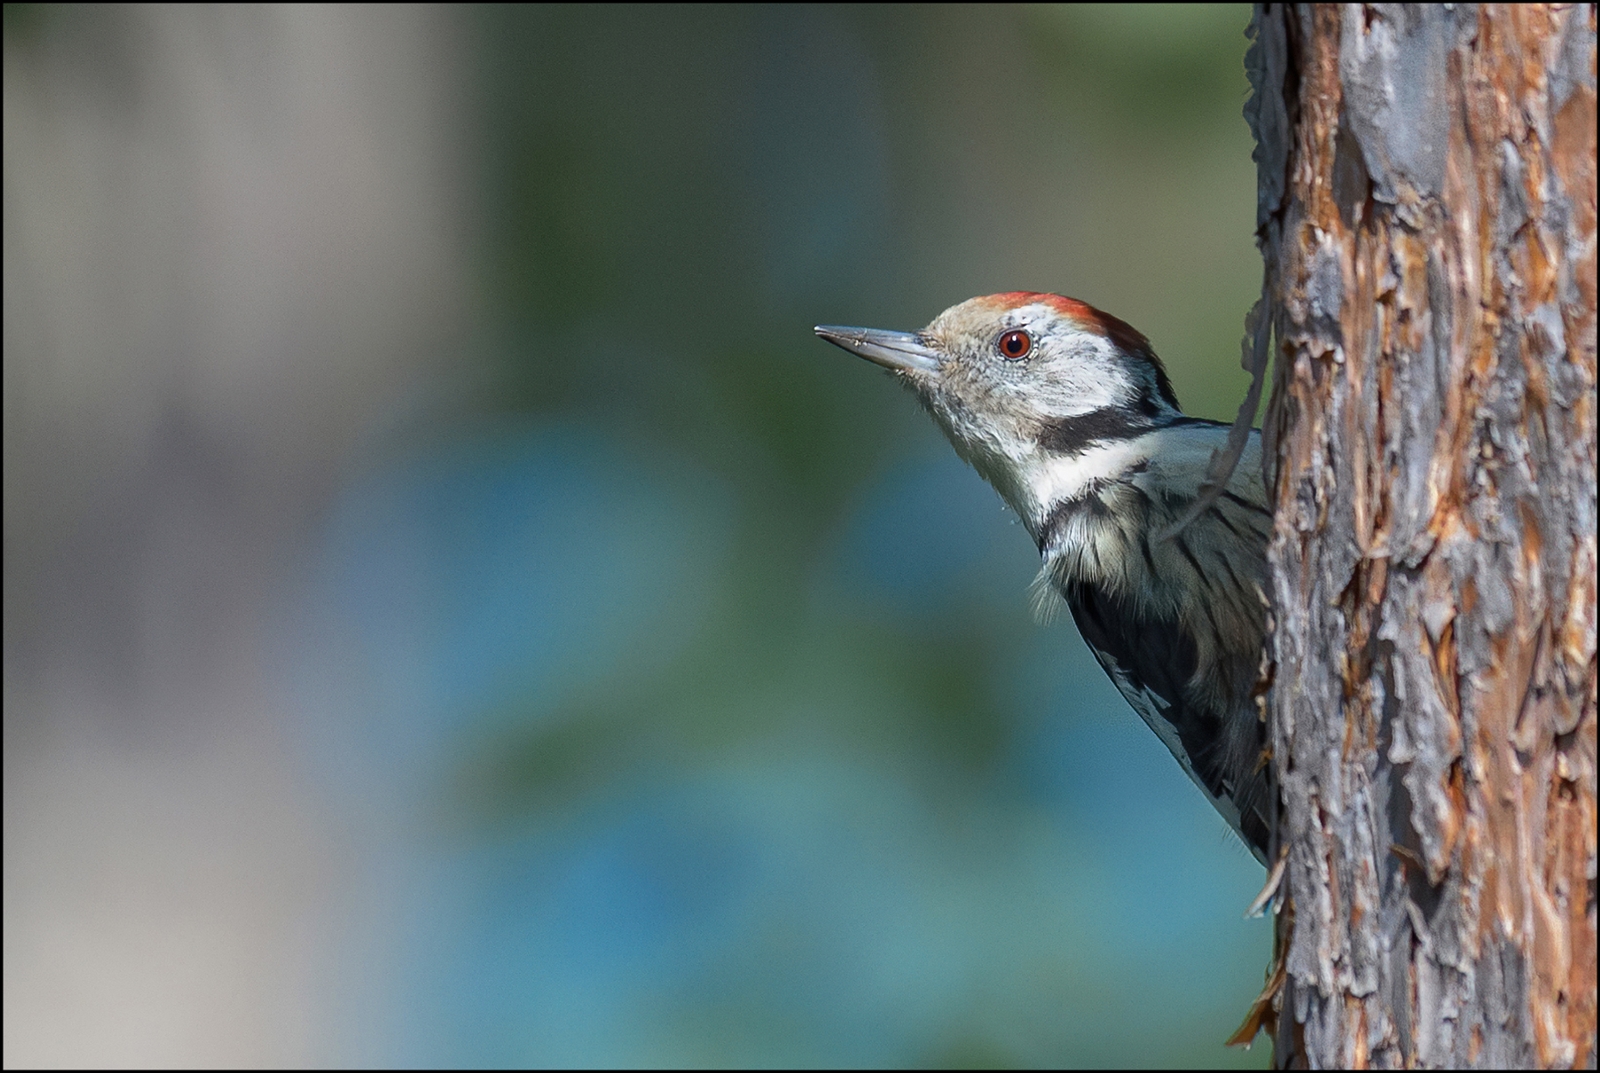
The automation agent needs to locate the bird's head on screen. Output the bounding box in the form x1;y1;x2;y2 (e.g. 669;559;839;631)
816;293;1182;522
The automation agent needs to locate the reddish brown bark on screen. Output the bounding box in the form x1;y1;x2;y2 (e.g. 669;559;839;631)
1248;5;1597;1067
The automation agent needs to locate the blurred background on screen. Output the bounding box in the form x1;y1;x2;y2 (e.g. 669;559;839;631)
4;5;1271;1067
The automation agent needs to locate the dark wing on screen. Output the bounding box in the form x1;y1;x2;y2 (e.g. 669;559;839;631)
1063;577;1269;862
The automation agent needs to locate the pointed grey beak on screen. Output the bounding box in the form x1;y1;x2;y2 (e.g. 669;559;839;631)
814;325;942;373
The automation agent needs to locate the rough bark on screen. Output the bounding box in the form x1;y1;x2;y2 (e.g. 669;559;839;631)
1248;5;1597;1068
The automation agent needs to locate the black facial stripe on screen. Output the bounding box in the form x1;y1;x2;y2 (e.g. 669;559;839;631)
1036;407;1158;456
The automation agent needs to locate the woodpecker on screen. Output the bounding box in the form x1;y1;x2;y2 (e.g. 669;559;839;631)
816;293;1273;864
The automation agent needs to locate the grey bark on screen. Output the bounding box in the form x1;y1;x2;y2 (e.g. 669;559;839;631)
1246;5;1597;1068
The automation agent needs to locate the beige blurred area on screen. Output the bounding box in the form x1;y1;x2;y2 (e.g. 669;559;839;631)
3;6;474;1065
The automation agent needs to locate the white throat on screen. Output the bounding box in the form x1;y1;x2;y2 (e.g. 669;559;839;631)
1016;438;1153;529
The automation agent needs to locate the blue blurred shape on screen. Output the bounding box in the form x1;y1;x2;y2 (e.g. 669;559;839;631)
392;761;980;1068
1005;628;1265;944
544;798;753;971
822;450;1028;616
293;419;730;805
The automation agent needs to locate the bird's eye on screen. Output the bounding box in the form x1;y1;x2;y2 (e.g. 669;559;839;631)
998;329;1032;360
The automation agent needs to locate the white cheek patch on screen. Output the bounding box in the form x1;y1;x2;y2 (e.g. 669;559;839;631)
1005;317;1131;418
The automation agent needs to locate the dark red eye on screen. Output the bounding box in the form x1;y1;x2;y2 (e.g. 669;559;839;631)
998;329;1032;360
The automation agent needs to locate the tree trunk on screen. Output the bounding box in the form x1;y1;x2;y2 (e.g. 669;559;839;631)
1247;4;1597;1068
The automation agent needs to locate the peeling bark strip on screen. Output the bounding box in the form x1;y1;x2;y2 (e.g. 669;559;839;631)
1249;5;1597;1068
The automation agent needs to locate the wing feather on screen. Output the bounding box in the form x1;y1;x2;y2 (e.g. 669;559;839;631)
1063;576;1269;862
